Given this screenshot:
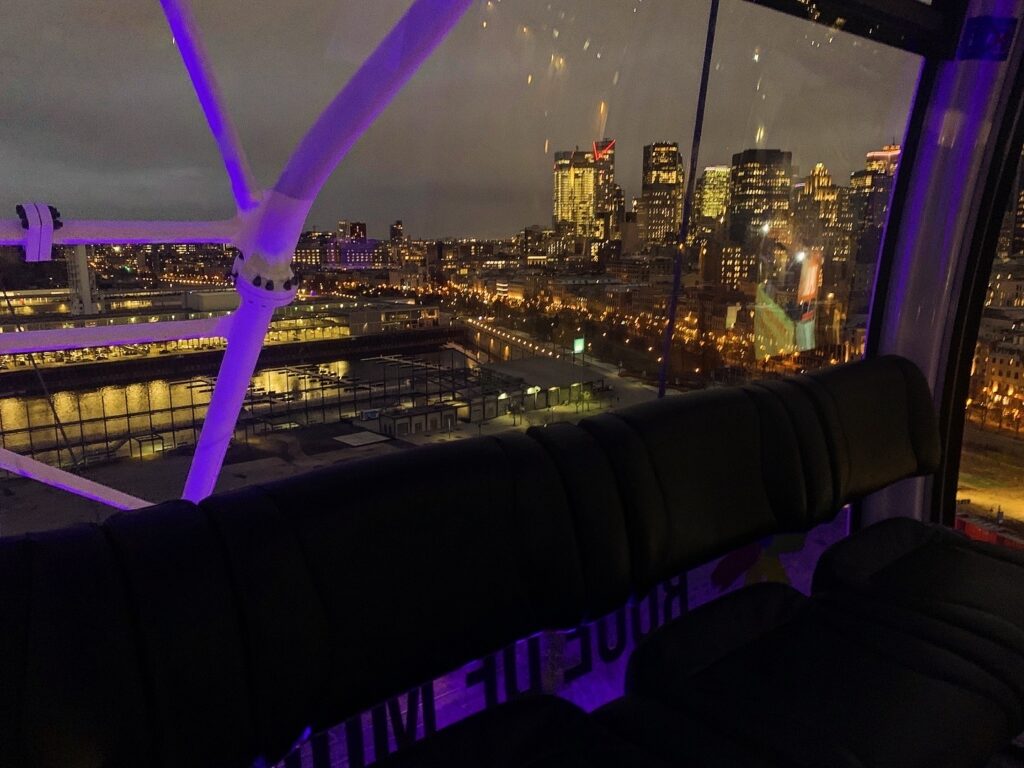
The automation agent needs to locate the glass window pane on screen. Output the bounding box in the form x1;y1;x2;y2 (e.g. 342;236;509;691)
957;148;1024;550
696;0;921;381
1;1;921;538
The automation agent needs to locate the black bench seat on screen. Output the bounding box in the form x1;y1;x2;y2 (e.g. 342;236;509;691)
614;582;1017;768
371;696;667;768
3;355;1024;768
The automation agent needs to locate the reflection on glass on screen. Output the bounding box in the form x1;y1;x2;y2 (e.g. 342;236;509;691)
957;149;1024;549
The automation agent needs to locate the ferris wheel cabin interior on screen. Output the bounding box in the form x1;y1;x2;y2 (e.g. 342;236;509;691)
3;0;1024;766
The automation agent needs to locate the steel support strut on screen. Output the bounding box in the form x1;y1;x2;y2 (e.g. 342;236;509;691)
180;0;473;501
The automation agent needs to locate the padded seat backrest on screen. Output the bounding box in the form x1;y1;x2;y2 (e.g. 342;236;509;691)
796;355;940;504
0;508;201;768
576;387;809;593
103;500;257;768
745;379;838;527
525;422;634;614
199;432;590;749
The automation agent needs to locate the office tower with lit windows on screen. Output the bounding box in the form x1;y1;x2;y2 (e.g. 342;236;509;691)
350;222;368;241
791;163;854;342
638;142;684;244
552;149;598;238
865;144;901;175
592;139;623;239
849;144;901;312
695;166;731;221
719;244;758;289
294;230;336;270
793;163;852;277
727;148;793;249
1011;151;1024;257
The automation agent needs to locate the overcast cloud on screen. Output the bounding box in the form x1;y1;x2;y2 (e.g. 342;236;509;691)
0;0;921;239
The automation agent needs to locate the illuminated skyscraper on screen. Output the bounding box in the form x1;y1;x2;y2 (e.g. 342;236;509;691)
727;148;793;248
793;164;838;246
694;166;731;221
592;139;623;239
1011;151;1024;257
793;163;853;302
638;142;684;244
552;149;597;238
849;145;901;312
865;144;901;175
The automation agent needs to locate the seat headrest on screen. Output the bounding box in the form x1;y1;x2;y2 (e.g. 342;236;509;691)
798;355;940;503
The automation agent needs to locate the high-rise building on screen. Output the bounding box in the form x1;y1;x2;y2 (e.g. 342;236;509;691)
792;163;854;306
848;145;901;313
350;222;368;241
793;164;838;248
638;142;684;244
592;139;623;239
390;220;405;242
727;148;793;248
695;167;730;222
865;144;901;176
552;149;597;238
1011;151;1024;257
694;166;731;221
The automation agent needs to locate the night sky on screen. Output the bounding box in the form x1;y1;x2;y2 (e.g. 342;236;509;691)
0;1;921;239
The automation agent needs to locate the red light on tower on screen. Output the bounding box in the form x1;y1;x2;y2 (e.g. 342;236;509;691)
593;139;616;161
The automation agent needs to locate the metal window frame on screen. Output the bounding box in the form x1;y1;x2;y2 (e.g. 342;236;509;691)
933;58;1024;526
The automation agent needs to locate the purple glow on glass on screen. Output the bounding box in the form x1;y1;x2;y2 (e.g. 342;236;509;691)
273;0;473;204
159;0;258;213
874;54;1006;368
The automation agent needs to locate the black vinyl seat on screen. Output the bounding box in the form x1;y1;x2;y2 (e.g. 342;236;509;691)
622;582;1016;768
4;354;1024;768
372;696;667;768
803;358;1024;674
564;357;1024;767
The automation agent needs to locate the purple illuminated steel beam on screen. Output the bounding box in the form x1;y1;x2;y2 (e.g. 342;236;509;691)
0;218;236;246
0;447;150;510
183;0;473;502
0;315;230;355
251;0;474;262
182;283;274;502
159;0;258;213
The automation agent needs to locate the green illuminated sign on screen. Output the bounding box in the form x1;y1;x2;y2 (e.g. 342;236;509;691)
573;337;585;354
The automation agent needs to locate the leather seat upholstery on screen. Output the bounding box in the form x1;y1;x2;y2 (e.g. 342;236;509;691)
2;354;1022;768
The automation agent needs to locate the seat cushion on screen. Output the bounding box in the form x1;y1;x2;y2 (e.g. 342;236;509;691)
626;583;1015;768
372;696;665;768
814;518;1024;625
814;518;1024;677
595;695;782;767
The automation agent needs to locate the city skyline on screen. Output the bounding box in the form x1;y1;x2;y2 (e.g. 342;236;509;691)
1;0;920;240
